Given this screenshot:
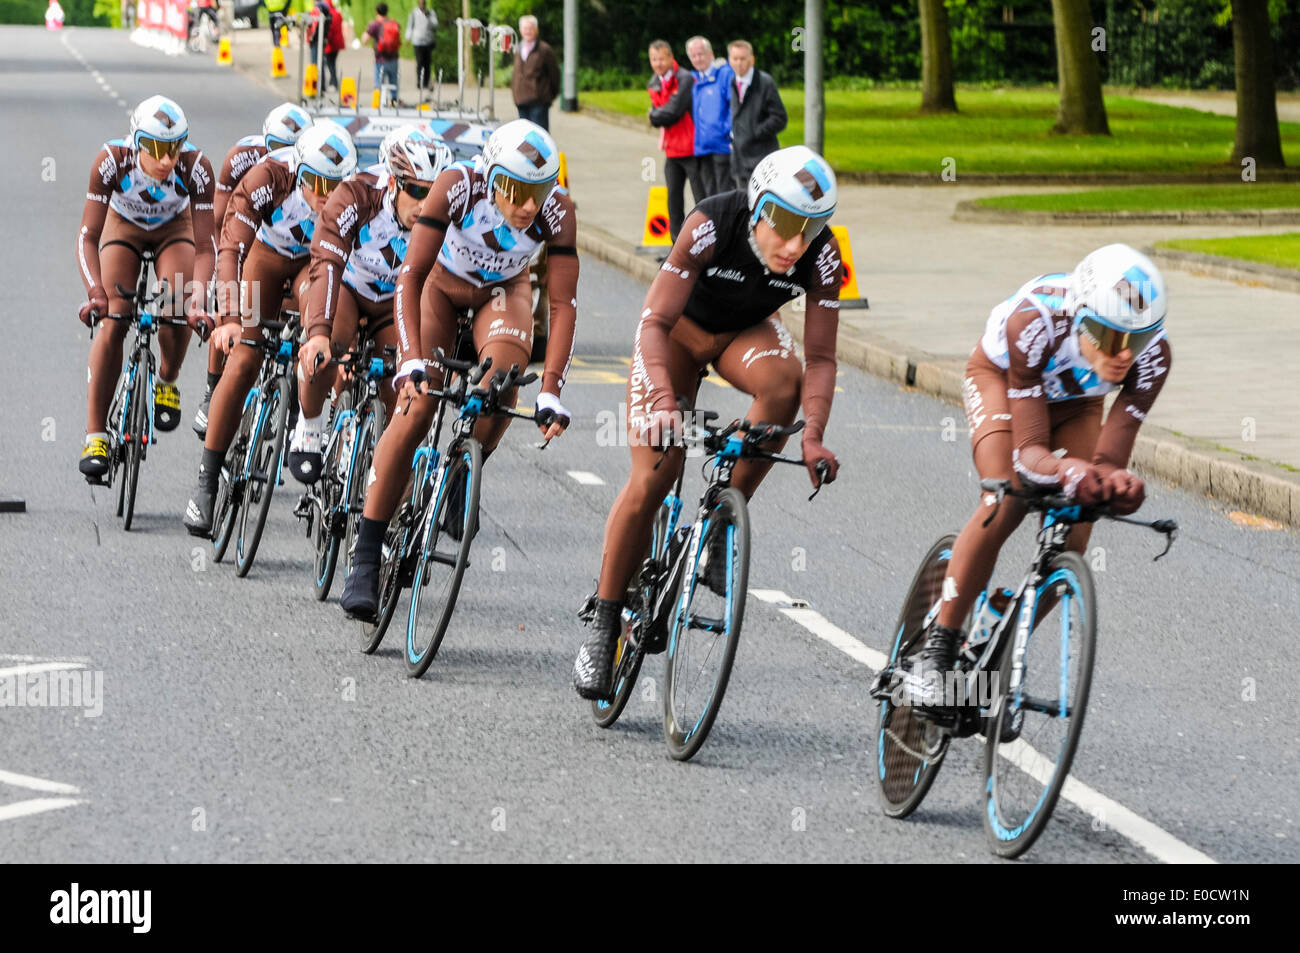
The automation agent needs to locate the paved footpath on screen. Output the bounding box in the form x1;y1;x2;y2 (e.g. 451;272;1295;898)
227;27;1300;487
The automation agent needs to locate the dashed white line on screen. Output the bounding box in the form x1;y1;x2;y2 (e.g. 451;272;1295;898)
748;588;1217;864
0;798;83;822
0;661;86;680
0;769;81;795
567;471;605;486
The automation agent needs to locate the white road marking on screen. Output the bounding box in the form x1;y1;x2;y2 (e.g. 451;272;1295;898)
749;588;1217;864
0;798;83;822
567;471;605;486
0;769;80;795
0;661;86;679
0;655;91;664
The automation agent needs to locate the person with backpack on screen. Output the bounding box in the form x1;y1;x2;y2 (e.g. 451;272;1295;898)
362;3;403;106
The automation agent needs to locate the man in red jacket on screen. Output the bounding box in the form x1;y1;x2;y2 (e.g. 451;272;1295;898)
647;40;705;243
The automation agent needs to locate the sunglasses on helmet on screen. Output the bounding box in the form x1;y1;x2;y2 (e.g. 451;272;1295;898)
300;169;343;197
756;198;831;242
1078;313;1162;358
266;136;293;152
491;172;556;209
137;135;186;160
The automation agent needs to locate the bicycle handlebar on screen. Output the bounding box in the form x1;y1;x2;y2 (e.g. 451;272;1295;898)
978;477;1178;560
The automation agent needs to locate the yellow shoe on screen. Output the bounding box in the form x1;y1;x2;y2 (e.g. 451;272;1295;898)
79;436;110;478
154;380;181;432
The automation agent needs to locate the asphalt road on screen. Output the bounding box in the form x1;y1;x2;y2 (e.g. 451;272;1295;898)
1;26;1297;863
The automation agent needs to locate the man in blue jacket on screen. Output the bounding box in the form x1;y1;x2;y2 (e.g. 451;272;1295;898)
686;36;733;198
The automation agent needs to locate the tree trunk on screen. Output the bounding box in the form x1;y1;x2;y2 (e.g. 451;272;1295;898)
1232;0;1286;167
1050;0;1109;135
919;0;957;113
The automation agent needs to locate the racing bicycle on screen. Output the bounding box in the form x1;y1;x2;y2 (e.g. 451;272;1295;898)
870;479;1177;858
581;409;830;761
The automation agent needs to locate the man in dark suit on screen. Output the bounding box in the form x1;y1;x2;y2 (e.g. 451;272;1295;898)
727;39;788;190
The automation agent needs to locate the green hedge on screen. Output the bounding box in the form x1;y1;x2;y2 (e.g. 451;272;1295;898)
0;0;109;24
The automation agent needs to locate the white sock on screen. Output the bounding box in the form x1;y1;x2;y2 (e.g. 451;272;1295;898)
85;432;108;444
296;409;327;440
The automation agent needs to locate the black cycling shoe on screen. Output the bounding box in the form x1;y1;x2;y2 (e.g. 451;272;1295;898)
184;485;216;537
192;386;212;439
572;597;622;702
900;623;962;723
79;436;110;480
340;556;381;622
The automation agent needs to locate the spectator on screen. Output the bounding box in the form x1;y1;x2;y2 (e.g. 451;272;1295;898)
362;3;402;106
263;0;292;48
647;40;702;244
727;39;787;190
324;0;344;91
407;0;438;93
45;0;64;29
306;0;332;73
511;15;561;131
686;36;733;198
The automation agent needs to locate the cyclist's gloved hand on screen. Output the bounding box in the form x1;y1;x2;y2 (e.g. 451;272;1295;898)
188;311;216;340
801;435;839;487
1104;468;1145;515
535;391;571;441
81;291;108;328
1058;457;1105;504
394;360;429;411
298;334;332;382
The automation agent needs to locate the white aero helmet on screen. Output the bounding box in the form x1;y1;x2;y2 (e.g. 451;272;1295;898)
747;145;836;241
482;118;560;207
1069;243;1167;356
381;125;454;184
130;95;188;159
263;103;313;152
295;124;358;196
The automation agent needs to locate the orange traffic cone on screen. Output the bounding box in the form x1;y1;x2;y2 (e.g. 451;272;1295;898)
270;46;287;78
216;36;232;66
303;63;319;99
340;76;356;107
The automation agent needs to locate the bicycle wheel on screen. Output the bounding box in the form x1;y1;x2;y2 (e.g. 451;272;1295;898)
982;550;1096;858
591;501;670;727
121;362;147;531
235;376;289;577
876;534;955;819
405;438;481;678
106;374;128;517
212;407;254;563
358;438;426;654
663;487;749;761
310;393;353;600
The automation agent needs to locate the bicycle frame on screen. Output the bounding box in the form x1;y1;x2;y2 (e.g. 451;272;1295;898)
238;318;299;485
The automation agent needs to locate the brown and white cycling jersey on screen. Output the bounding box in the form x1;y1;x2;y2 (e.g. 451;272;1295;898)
214;134;268;227
76;138;216;299
975;272;1173;485
218;147;318;287
305;170;410;339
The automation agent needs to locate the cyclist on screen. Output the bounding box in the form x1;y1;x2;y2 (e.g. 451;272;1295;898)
288;125;453;483
902;243;1172;717
75;95;216;480
571;144;843;702
183;124;358;536
338;118;579;621
196;103;314;438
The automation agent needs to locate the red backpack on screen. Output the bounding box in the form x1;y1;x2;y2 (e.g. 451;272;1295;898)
377;19;400;55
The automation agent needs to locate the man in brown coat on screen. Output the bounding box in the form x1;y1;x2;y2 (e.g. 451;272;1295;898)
511;14;560;131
